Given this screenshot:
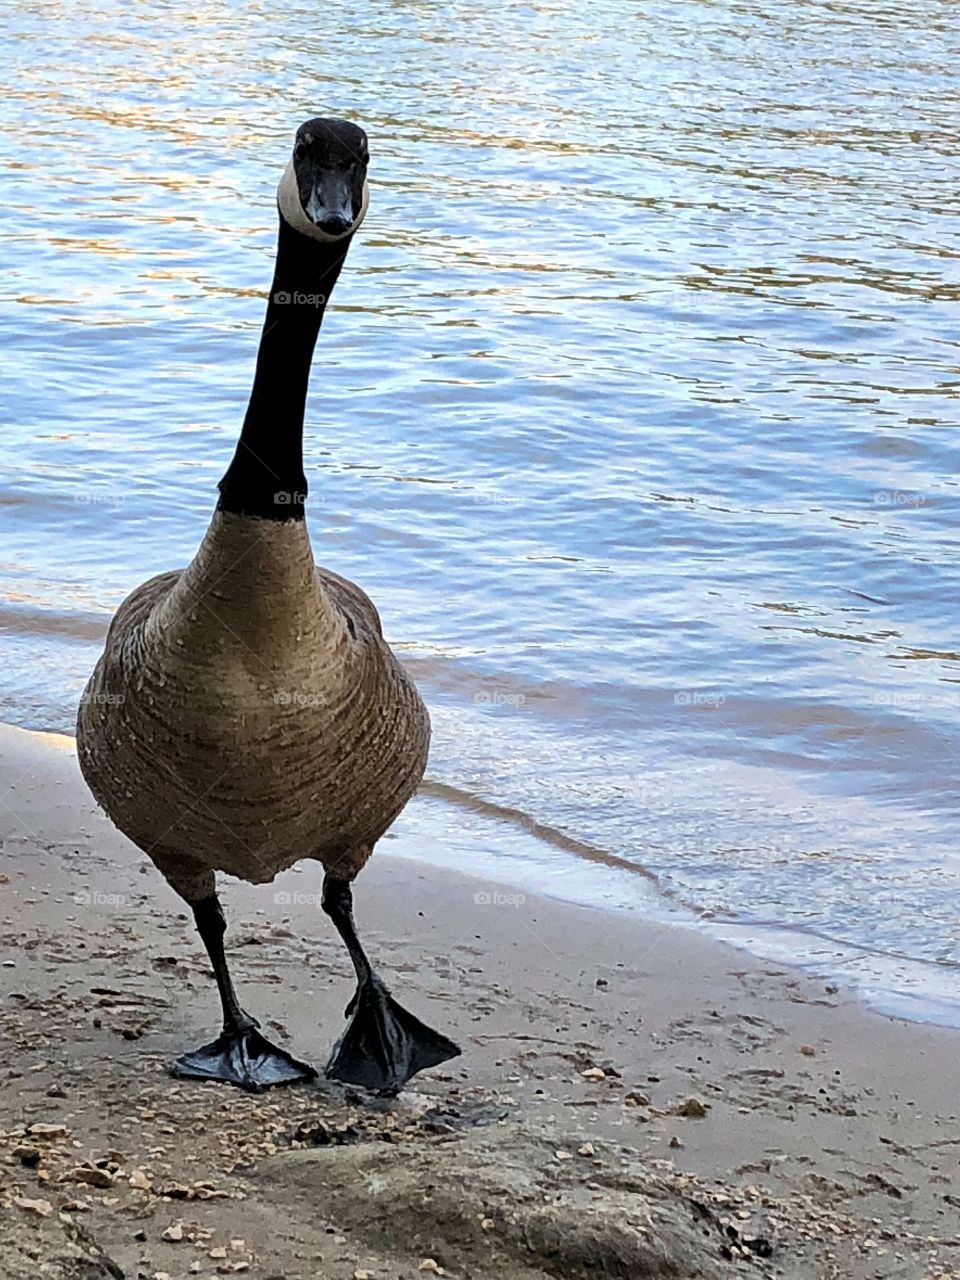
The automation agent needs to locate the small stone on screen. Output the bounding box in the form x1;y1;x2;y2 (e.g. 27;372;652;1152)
419;1261;442;1274
133;1229;147;1242
209;1246;228;1259
480;1217;495;1230
799;1044;816;1057
13;1145;41;1167
554;1149;574;1161
675;1097;708;1118
46;1084;67;1098
73;1166;114;1188
670;1136;684;1149
130;1168;151;1190
354;1271;372;1279
162;1222;184;1242
14;1196;53;1217
580;1067;606;1081
27;1123;69;1139
624;1091;650;1106
577;1143;596;1157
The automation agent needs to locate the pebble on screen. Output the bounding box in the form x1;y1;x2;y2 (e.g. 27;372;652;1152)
675;1097;709;1119
419;1260;443;1274
27;1122;69;1139
800;1044;816;1057
577;1143;596;1157
580;1067;606;1081
15;1196;54;1217
162;1223;184;1242
73;1166;115;1188
624;1091;650;1107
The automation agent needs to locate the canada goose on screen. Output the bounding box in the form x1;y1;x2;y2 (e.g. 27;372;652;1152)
76;118;461;1093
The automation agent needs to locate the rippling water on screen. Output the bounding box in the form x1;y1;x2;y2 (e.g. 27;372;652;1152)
1;0;959;1022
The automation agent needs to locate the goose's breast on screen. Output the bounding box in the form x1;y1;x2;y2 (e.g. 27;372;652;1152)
78;621;429;879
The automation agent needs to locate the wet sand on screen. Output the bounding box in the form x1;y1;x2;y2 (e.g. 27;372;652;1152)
0;722;957;1278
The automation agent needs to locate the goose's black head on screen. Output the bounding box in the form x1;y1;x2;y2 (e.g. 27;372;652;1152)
278;118;370;242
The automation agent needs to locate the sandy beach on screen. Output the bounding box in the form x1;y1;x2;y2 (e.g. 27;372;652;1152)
0;721;957;1278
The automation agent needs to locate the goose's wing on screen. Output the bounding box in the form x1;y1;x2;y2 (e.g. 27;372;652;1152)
316;566;383;638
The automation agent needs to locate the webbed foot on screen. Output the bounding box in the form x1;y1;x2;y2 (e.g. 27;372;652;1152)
172;1022;317;1092
326;974;461;1094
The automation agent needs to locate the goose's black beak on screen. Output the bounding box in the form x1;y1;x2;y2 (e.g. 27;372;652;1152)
305;171;356;236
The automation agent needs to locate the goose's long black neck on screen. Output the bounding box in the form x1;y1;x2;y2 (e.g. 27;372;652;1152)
218;214;353;521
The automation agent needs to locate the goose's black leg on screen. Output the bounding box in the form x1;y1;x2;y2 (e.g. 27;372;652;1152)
171;893;316;1092
321;876;461;1094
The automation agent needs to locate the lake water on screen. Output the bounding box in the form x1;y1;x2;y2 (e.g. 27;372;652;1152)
1;0;959;1025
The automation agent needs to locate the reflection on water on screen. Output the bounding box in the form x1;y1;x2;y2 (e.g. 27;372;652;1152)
1;0;959;1020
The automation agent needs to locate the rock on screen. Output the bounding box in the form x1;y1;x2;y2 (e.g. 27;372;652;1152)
73;1166;115;1188
580;1067;606;1081
577;1143;596;1157
799;1044;816;1057
259;1122;758;1279
670;1136;684;1149
27;1122;69;1139
14;1196;54;1217
129;1167;152;1190
162;1222;185;1242
13;1144;41;1166
624;1091;650;1107
674;1097;709;1119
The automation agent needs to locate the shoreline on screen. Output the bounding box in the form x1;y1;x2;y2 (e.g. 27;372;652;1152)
6;714;960;1039
1;721;959;1276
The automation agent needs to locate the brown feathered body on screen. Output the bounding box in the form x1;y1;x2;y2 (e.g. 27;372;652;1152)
76;511;430;904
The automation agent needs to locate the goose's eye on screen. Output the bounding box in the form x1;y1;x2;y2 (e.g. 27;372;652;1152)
294;143;307;162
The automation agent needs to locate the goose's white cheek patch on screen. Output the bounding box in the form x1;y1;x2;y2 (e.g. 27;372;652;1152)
277;162;369;243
